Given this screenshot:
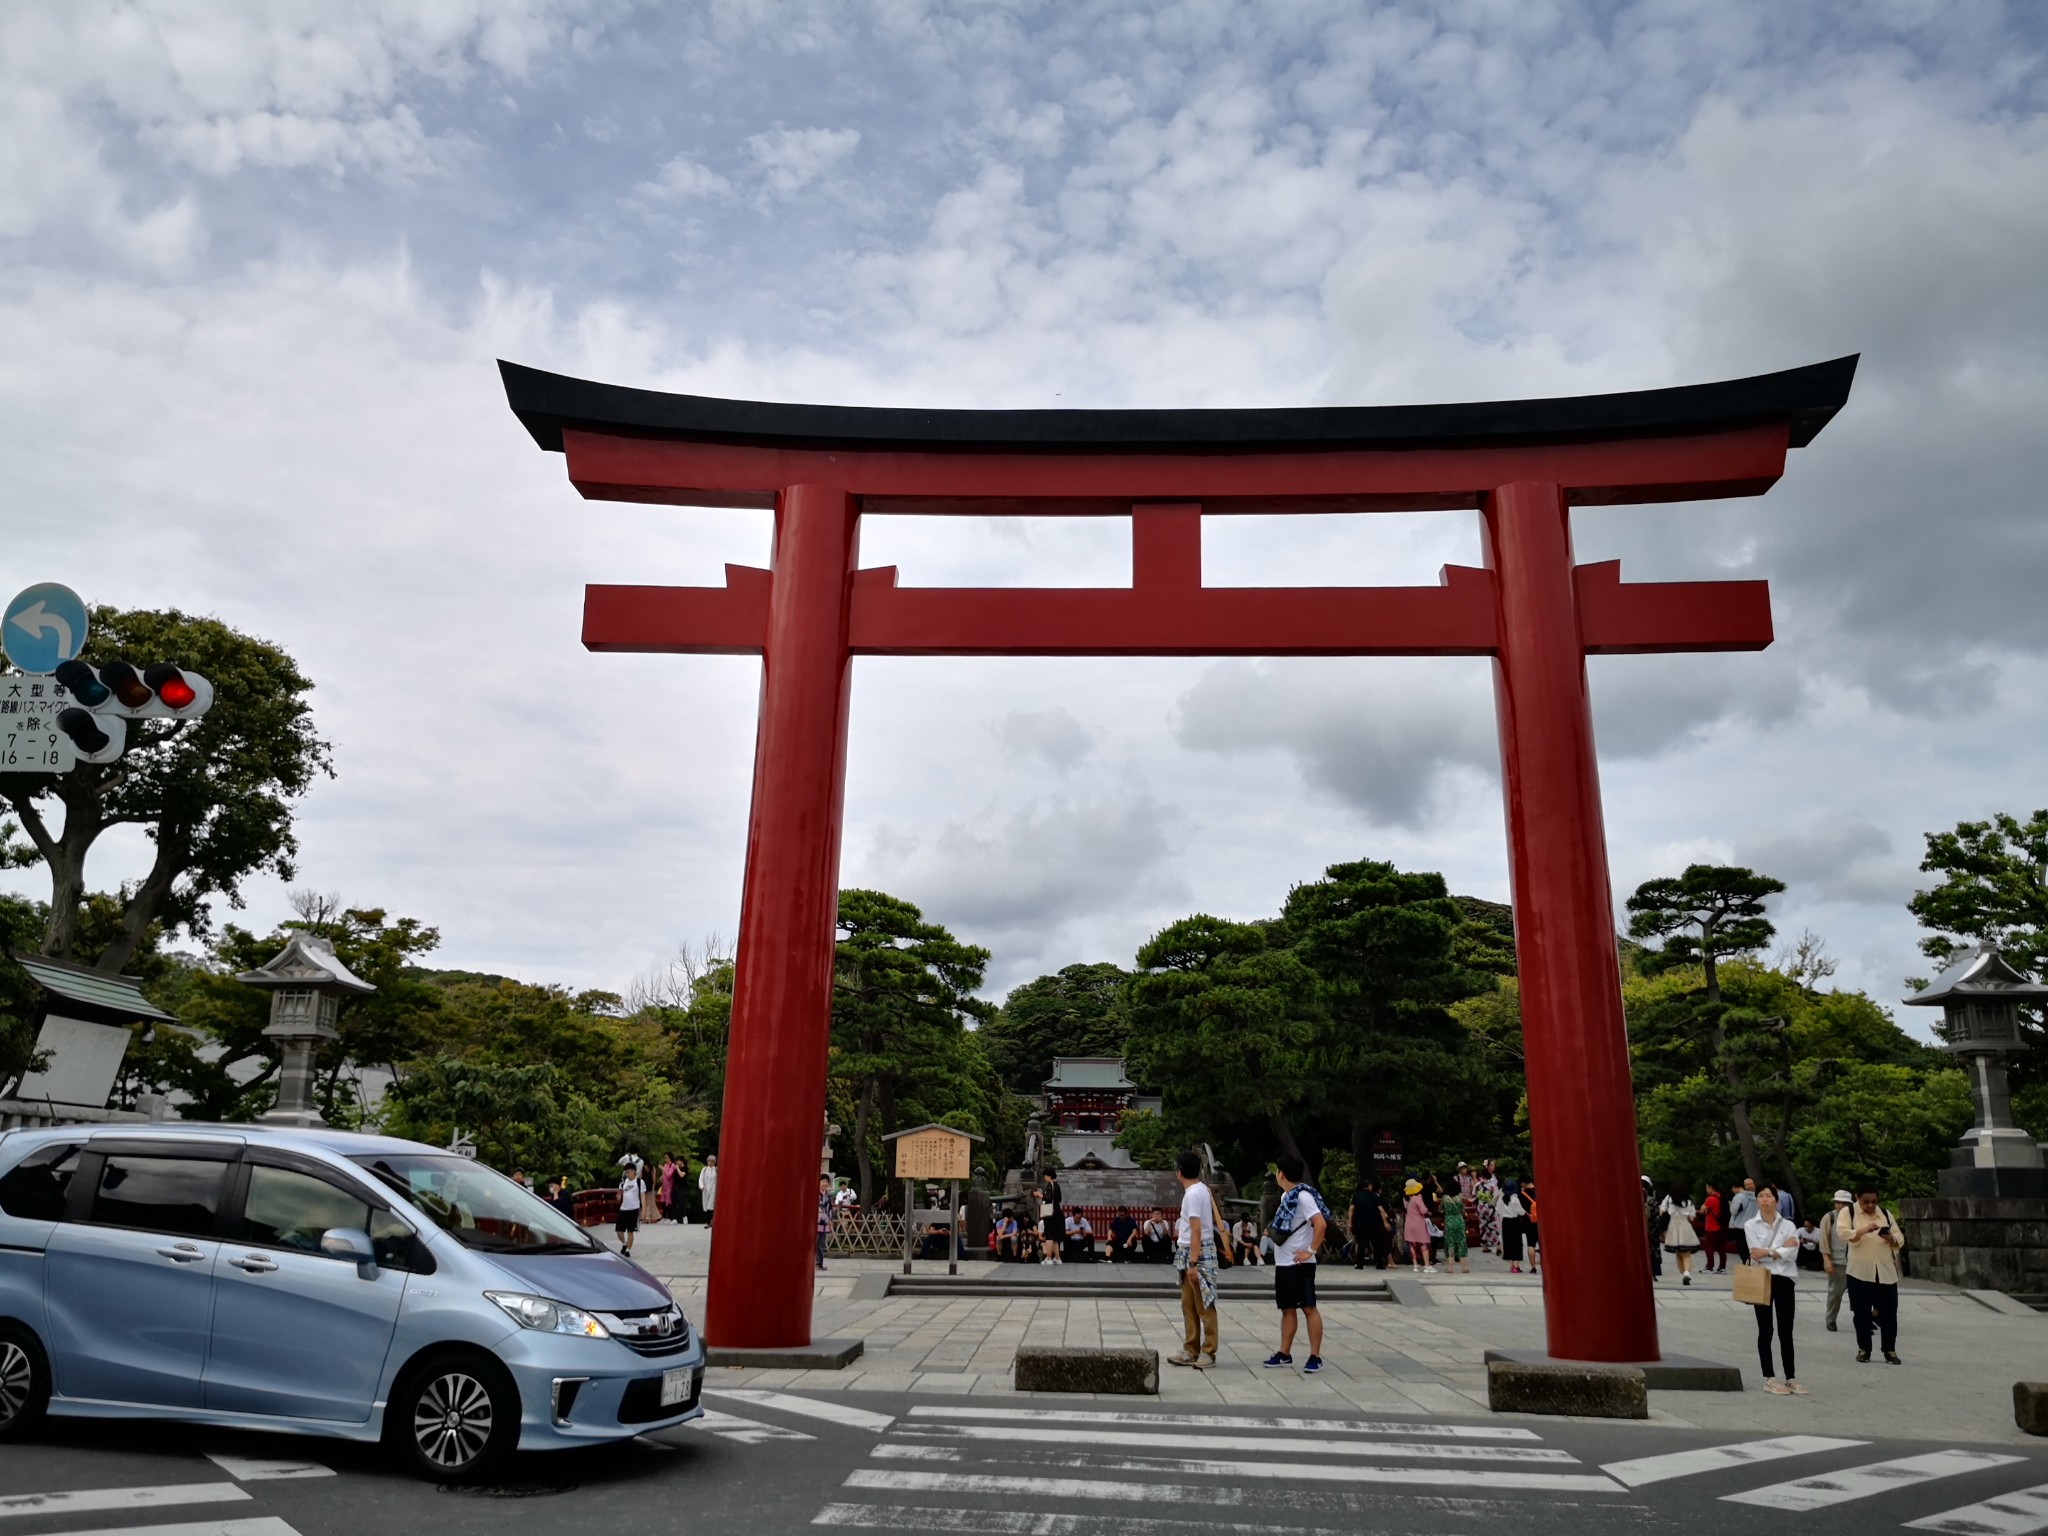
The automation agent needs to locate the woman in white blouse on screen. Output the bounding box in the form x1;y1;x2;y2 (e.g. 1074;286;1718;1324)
1745;1185;1806;1395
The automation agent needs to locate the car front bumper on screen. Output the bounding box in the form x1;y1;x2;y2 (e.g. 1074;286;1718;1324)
495;1329;707;1447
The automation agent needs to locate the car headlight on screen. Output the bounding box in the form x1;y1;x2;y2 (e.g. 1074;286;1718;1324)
486;1291;610;1338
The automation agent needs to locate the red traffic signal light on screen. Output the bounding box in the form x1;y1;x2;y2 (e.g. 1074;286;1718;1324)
97;661;154;709
56;708;112;755
142;664;198;710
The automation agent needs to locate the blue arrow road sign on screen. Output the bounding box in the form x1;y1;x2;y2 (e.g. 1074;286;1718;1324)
2;583;90;674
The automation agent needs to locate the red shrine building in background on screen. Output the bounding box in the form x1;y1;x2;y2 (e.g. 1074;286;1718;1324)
501;355;1858;1366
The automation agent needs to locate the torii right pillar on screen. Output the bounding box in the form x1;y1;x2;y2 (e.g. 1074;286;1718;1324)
1487;479;1656;1361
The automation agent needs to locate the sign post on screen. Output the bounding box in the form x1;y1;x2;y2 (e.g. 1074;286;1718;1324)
885;1124;981;1277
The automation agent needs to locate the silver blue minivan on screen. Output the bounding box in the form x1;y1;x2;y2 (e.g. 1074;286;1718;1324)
0;1123;705;1479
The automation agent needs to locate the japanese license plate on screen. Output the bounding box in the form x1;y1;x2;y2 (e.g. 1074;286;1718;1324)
660;1367;690;1407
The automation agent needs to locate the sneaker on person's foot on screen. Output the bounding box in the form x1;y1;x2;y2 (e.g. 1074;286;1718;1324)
1884;1352;1902;1365
1855;1350;1871;1363
1766;1379;1792;1395
1303;1355;1323;1374
1788;1380;1809;1395
1167;1351;1200;1367
1826;1320;1838;1331
1199;1352;1216;1370
1262;1352;1294;1368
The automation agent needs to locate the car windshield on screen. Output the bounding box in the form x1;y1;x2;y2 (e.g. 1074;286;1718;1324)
349;1153;598;1254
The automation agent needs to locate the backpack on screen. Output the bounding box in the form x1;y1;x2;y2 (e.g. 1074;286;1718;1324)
1271;1183;1333;1251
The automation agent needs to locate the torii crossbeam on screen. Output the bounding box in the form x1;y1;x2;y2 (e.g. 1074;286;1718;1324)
502;356;1857;1364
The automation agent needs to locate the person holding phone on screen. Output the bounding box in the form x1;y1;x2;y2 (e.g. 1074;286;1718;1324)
1745;1184;1806;1395
1841;1179;1907;1363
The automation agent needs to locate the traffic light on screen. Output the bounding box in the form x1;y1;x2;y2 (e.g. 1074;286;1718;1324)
143;664;197;710
56;708;110;754
98;661;154;709
53;659;110;706
76;660;214;719
54;707;125;764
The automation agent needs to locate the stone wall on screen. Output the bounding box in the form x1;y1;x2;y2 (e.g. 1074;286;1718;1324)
1898;1195;2048;1295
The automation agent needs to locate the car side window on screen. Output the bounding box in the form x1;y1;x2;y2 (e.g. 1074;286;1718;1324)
0;1143;82;1221
88;1154;227;1238
240;1165;372;1253
239;1164;432;1273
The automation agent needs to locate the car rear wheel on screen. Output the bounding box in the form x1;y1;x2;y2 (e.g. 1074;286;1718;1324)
391;1351;519;1482
0;1324;51;1441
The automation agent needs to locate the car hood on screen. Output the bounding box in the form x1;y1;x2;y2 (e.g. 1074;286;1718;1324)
480;1248;678;1312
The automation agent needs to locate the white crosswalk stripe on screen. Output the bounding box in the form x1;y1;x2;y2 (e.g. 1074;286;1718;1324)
0;1485;252;1522
905;1406;1538;1441
812;1405;1628;1529
1724;1450;2026;1511
893;1422;1579;1464
0;1520;299;1536
1601;1435;1869;1487
203;1458;333;1484
711;1388;896;1431
688;1407;818;1444
1906;1483;2048;1536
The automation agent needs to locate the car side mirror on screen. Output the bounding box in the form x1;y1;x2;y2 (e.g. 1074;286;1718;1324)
321;1226;379;1278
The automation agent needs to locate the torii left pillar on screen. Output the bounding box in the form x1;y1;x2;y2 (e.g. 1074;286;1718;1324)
709;484;859;1347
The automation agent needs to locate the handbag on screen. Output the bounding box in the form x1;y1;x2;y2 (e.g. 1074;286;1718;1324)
1731;1219;1781;1305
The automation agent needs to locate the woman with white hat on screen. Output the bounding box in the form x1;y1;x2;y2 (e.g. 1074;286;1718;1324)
1401;1178;1433;1271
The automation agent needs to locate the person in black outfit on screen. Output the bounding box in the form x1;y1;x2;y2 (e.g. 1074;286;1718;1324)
1040;1172;1063;1256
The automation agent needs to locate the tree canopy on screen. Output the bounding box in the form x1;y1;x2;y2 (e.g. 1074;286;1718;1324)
979;960;1130;1094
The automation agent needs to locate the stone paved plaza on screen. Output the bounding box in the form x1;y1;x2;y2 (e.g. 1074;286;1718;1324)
623;1220;2046;1446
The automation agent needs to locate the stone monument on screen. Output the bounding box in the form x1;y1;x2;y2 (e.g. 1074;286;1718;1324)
1898;941;2048;1298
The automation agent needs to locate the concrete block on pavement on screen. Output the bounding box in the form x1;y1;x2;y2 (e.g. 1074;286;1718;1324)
2018;1381;2048;1436
1013;1346;1158;1395
1486;1359;1648;1419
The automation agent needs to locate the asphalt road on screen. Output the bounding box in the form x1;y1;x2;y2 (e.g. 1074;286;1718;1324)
5;1390;2045;1536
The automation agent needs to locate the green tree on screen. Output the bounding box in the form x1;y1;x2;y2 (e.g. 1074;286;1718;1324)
828;889;993;1206
1281;860;1494;1170
1786;1063;1974;1199
0;607;332;970
1123;914;1322;1161
979;961;1131;1094
1626;864;1785;1185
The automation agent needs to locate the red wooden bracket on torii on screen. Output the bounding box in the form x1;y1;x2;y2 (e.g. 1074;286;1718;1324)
501;354;1855;1369
583;508;1771;659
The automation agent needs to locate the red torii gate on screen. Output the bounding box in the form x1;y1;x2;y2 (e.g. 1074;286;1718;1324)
502;356;1857;1363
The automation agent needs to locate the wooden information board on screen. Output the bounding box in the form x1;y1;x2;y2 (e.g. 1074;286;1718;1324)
892;1126;973;1181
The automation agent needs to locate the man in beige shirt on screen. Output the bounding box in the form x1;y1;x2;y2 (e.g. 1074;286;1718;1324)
1838;1179;1906;1364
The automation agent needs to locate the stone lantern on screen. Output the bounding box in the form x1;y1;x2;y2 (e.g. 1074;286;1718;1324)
238;934;374;1127
1904;940;2048;1198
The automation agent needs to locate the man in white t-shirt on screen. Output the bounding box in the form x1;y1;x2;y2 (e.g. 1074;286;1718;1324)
615;1157;644;1256
1262;1152;1327;1373
698;1155;717;1228
1168;1149;1219;1369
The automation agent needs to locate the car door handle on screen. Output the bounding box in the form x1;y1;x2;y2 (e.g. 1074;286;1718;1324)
157;1243;206;1262
228;1254;278;1274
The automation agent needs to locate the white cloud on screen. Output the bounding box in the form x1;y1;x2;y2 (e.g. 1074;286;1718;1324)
634;155;731;201
746;126;860;196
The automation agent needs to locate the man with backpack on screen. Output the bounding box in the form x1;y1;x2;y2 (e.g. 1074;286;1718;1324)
1262;1153;1329;1374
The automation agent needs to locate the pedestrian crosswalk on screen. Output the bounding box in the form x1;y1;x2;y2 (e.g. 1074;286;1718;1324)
810;1405;2048;1535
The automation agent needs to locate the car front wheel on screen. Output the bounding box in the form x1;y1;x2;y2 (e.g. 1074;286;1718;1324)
391;1351;520;1482
0;1324;51;1440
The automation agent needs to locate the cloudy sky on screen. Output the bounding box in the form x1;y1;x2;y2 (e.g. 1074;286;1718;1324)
4;0;2043;1019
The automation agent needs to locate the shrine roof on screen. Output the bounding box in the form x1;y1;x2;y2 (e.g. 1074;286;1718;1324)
1045;1057;1138;1091
500;356;1858;457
